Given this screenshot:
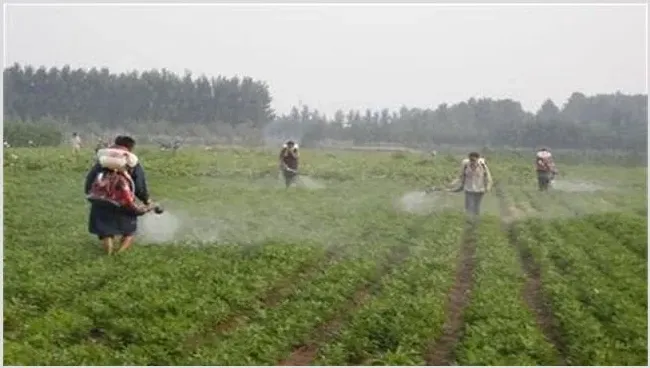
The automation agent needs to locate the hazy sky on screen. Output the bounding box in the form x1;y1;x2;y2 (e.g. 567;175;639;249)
5;3;647;116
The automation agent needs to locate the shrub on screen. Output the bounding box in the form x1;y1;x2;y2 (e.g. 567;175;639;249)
4;121;64;147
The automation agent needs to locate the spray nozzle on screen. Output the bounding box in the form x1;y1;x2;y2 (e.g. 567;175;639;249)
424;186;439;194
153;205;164;214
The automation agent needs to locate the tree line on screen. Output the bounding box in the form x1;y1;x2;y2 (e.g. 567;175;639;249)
3;63;274;127
273;93;647;151
3;63;647;152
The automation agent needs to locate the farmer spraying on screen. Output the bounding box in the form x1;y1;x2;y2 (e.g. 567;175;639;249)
454;152;493;216
84;135;161;255
535;147;558;191
428;152;493;217
279;140;299;188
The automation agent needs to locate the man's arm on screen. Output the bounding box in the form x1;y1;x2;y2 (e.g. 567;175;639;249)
84;163;102;194
549;158;558;174
132;163;151;204
447;162;466;192
459;160;469;181
484;164;494;191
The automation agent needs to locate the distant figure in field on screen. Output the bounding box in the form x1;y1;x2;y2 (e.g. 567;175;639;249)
159;139;182;152
449;152;493;217
71;132;82;154
85;135;155;255
279;140;299;188
535;147;558;191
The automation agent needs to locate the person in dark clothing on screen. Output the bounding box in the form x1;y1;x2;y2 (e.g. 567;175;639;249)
279;140;299;188
85;135;153;254
535;147;558;191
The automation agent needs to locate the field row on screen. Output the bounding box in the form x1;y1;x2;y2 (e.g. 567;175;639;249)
5;148;647;365
6;212;464;365
499;186;648;366
6;209;646;365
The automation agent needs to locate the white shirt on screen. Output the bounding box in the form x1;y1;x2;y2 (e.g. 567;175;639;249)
459;158;493;193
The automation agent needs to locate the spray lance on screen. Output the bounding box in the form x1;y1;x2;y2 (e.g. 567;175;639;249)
423;178;463;195
137;201;164;216
424;186;443;194
148;197;165;214
423;186;458;194
281;166;304;187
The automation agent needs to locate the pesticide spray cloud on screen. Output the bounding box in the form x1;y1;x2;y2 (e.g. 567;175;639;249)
139;211;182;243
552;179;605;192
275;172;326;189
138;207;227;245
500;178;614;222
297;175;326;189
138;204;300;246
396;190;443;214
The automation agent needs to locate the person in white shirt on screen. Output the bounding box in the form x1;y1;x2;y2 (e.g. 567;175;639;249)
71;132;82;154
450;152;493;217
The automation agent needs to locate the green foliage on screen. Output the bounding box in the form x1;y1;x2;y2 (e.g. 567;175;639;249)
3;121;63;147
4;146;647;365
455;217;559;366
514;219;647;365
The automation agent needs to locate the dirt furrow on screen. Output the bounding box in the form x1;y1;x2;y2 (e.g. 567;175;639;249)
278;287;373;366
278;243;414;366
184;244;348;349
496;184;567;365
424;223;476;366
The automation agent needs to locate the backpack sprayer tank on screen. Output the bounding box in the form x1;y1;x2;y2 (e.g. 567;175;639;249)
96;148;165;215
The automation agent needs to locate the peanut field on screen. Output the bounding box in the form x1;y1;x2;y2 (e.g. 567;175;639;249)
3;146;647;365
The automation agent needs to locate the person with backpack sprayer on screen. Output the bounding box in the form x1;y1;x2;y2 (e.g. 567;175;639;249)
426;152;493;217
279;140;300;188
85;135;163;255
535;147;558;191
